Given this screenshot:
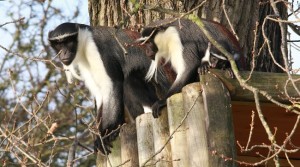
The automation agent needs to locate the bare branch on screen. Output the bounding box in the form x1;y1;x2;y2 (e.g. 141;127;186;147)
0;17;25;28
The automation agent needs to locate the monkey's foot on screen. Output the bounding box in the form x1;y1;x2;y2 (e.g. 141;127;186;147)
198;62;210;75
152;99;167;118
94;130;119;155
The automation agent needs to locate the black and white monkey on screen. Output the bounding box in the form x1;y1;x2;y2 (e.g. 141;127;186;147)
138;18;243;117
48;23;168;154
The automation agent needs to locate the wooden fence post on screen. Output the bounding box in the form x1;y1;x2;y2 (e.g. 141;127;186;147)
120;123;139;167
182;83;210;167
136;113;155;166
201;72;237;167
152;107;173;167
96;154;107;167
167;93;189;167
96;137;121;167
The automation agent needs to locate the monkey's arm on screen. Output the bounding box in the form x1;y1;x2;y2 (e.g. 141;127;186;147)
94;82;124;154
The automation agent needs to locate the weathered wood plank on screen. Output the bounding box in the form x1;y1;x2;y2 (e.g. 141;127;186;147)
167;93;189;167
136;113;155;166
182;83;210;167
107;137;121;166
210;69;300;102
201;73;237;167
96;154;107;167
152;107;173;167
96;137;121;167
120;123;139;167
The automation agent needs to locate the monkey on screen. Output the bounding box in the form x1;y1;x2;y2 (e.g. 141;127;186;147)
48;23;169;154
137;18;243;118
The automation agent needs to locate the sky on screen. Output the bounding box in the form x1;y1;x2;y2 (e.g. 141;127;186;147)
288;14;300;71
0;0;89;67
0;0;89;45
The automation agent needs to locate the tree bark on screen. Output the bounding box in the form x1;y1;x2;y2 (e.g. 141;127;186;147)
253;0;288;72
88;0;287;72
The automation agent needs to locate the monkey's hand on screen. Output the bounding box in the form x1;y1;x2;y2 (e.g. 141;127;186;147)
94;136;112;155
152;99;167;118
226;68;235;79
198;62;211;75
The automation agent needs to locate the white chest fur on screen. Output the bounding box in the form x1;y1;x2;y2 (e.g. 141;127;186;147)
154;27;185;74
64;29;113;109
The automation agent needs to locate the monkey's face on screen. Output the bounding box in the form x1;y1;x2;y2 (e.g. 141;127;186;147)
49;35;78;66
210;56;220;68
48;22;80;66
210;56;230;69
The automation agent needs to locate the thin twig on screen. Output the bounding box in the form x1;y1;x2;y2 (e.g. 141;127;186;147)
0;17;25;27
221;0;239;40
245;111;255;150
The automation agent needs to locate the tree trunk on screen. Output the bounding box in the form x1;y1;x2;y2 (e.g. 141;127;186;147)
254;0;288;72
88;0;287;72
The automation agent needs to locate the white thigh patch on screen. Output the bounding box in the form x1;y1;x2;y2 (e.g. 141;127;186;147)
143;106;152;113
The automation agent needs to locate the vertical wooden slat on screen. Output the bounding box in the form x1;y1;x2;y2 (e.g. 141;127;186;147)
167;93;189;167
182;83;210;167
107;137;121;167
152;107;173;167
96;137;121;167
201;73;237;167
96;154;107;167
136;113;155;166
120;123;139;167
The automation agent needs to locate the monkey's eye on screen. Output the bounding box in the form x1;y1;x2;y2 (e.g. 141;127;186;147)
65;41;76;51
52;42;63;51
210;57;219;64
211;57;218;61
66;40;74;47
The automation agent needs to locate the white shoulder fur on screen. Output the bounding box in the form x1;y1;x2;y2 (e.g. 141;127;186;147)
65;28;113;110
145;26;185;81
